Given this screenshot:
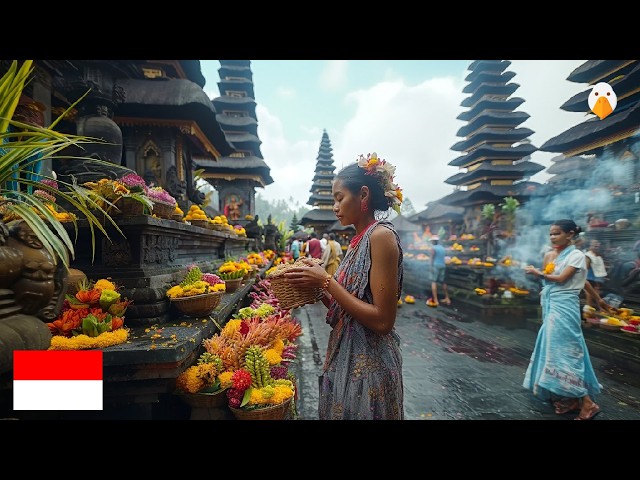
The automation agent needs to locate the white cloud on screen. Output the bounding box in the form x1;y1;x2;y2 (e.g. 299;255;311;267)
257;60;588;213
256;105;321;207
275;86;297;99
319;61;348;92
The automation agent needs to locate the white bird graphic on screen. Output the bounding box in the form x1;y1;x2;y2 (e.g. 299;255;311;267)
588;82;617;120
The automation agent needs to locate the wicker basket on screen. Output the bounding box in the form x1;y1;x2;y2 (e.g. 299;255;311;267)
171;213;183;222
170;291;223;317
224;277;243;293
175;389;228;408
116;197;147;216
266;258;325;310
152;200;175;219
229;398;292;420
268;277;324;310
190;219;209;229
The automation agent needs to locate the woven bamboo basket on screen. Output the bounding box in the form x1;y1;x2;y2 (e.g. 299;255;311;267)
152;200;175;219
175;389;228;408
171;213;183;222
266;258;325;310
116;197;147;216
190;219;209;229
170;291;223;317
223;277;243;293
229;398;292;420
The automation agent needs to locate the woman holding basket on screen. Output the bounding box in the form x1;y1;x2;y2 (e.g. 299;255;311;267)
284;152;404;420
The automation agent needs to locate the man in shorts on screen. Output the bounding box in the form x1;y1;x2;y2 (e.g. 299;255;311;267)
429;235;451;306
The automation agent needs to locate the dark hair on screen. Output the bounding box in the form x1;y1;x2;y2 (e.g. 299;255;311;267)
552;219;583;237
334;162;390;214
329;232;336;241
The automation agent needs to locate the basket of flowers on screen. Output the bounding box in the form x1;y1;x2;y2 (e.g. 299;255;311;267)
203;311;301;421
266;258;325;310
174;352;228;408
166;266;226;317
218;260;249;293
171;292;224;317
46;278;131;350
147;187;177;219
229;397;293;420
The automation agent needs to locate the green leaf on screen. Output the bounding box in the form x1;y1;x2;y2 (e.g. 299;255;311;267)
240;387;253;407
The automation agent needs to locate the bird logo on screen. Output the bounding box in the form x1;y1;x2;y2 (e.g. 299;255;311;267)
588;82;617;120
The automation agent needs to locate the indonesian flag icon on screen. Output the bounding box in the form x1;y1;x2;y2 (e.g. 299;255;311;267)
13;350;103;411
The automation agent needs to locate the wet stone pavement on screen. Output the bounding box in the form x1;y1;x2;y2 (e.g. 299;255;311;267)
291;298;640;420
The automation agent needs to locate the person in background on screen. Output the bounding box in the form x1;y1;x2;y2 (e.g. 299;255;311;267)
428;235;451;306
320;233;329;254
290;237;301;261
284;152;404;419
321;232;341;276
524;219;602;420
304;232;323;259
330;232;343;261
585;239;608;309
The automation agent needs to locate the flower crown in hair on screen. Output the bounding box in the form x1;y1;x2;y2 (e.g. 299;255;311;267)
357;152;403;214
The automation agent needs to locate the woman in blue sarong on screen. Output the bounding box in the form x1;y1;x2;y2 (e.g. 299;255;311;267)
524;219;602;420
284;153;404;419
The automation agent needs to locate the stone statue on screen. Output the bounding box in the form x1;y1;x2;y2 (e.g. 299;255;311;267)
3;220;68;321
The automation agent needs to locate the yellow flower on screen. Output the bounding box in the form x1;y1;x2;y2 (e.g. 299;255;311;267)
222;319;242;337
543;263;555;275
94;279;116;291
218;371;234;389
166;285;184;298
271;337;285;354
48;329;129;350
264;348;282;365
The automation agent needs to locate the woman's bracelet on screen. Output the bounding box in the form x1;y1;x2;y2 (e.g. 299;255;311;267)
322;275;331;290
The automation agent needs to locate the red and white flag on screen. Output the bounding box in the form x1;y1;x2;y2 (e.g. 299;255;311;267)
13;350;103;411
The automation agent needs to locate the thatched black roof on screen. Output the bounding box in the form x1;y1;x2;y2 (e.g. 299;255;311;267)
300;209;338;223
391;215;422;232
561;61;640;113
194;155;274;185
450;127;534;152
449;143;538;167
115;78;234;156
567;60;636;84
445;161;545;185
540;101;640;155
456;111;529;137
457;97;524;121
439;182;541;207
463;71;516;93
413;201;464;222
461;84;519;107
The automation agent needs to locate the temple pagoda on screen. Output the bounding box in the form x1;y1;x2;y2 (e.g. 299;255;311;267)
439;60;544;234
540;60;640;177
196;60;273;222
299;130;339;234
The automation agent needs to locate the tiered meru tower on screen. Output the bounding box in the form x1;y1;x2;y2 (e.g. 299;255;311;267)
195;60;273;222
541;60;640;184
440;60;544;227
300;130;338;233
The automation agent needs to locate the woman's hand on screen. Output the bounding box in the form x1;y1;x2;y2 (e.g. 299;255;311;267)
283;259;327;289
524;265;541;276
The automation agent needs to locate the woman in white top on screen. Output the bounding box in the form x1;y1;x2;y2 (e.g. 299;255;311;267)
585;240;607;309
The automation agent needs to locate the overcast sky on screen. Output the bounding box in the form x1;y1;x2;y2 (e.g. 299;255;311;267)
200;60;587;212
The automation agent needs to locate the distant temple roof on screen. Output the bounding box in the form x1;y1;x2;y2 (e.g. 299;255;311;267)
439;182;541;207
115;78;234;157
540;101;640;156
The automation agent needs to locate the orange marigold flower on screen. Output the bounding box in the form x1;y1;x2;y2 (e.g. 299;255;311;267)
76;288;101;305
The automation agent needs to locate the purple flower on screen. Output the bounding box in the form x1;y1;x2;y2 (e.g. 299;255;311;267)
270;365;288;380
119;173;148;193
40;179;59;190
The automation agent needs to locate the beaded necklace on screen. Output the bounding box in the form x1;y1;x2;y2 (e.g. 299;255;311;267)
349;220;377;249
